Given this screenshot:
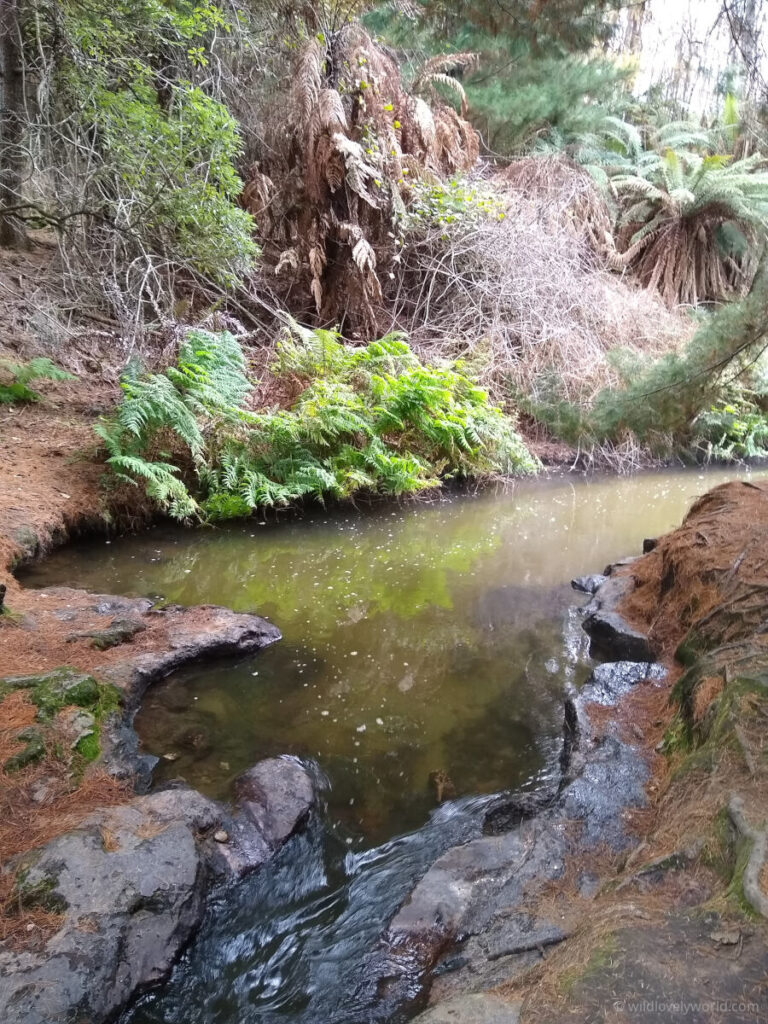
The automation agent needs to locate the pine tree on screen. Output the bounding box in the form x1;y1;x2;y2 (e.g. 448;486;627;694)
367;0;629;154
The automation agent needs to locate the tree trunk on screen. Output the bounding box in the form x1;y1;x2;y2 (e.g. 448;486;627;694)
0;0;28;248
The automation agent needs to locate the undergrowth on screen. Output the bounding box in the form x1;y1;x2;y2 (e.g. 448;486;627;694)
0;358;74;404
97;324;537;519
524;262;768;461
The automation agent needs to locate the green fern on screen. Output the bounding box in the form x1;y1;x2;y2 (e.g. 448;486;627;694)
0;358;75;404
99;321;537;520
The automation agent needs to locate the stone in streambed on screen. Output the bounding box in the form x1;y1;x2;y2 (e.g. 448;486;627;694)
580;661;667;705
582;610;655;662
235;755;316;850
571;574;607;594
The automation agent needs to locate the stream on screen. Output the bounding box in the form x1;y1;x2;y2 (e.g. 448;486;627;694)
20;466;765;1023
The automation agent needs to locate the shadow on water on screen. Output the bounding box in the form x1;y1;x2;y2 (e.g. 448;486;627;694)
20;466;768;1023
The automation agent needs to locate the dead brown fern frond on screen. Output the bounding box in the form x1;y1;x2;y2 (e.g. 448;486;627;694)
247;23;479;335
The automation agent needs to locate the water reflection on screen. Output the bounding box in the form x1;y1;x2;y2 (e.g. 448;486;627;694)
22;466;765;845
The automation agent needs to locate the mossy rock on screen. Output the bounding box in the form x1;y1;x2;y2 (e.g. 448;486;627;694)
67;617;147;651
0;668;121;767
4;726;45;772
11;871;67;914
0;667;119;722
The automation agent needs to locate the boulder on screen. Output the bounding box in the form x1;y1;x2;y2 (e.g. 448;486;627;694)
0;799;206;1024
232;756;316;853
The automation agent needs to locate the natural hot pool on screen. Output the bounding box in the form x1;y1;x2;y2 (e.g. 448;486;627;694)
19;466;767;1024
21;466;765;845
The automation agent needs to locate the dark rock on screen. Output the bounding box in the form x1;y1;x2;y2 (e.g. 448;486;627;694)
0;581;6;610
384;669;651;1006
66;616;147;650
557;735;648;848
0;764;319;1024
642;537;658;553
582;610;655;662
482;788;557;836
0;801;206;1024
101;605;281;711
571;574;607;594
580;572;655;662
234;756;316;852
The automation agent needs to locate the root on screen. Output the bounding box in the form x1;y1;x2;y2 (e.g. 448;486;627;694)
727;794;768;917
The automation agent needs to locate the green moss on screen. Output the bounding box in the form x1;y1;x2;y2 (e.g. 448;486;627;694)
75;727;101;763
3;726;45;772
0;668;121;769
560;934;618;996
726;835;760;919
12;872;67;914
0;668;120;723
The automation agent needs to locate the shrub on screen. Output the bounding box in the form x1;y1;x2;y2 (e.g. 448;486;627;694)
0;358;74;404
693;400;768;461
97;324;537;519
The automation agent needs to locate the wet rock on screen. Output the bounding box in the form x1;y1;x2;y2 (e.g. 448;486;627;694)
412;994;521;1024
0;802;205;1024
582;610;655;662
235;756;316;852
581;573;655;662
580;661;667;705
384;681;650;1004
100;604;281;711
571;574;606;594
